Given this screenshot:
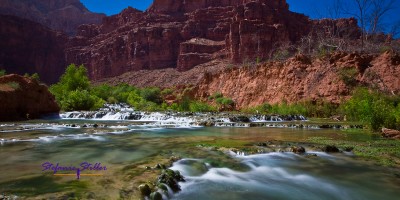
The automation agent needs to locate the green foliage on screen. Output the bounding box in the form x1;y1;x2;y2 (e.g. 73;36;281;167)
208;92;223;100
161;88;174;96
90;84;113;101
216;97;234;106
269;102;307;115
140;87;162;104
24;73;41;82
50;64;96;111
61;90;105;111
50;64;90;105
8;81;20;90
0;69;5;76
317;46;332;58
340;88;399;131
30;73;40;82
189;101;217;112
244;101;337;118
338;67;358;86
179;96;191;111
107;96;118;104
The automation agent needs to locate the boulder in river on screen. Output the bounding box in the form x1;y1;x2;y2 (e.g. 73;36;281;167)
322;145;340;153
290;146;306;154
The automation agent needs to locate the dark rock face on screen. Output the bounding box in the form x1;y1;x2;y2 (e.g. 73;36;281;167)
0;74;60;121
0;0;105;35
0;15;67;84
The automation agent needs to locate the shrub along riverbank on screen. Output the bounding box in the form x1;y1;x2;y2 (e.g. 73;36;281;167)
49;64;400;132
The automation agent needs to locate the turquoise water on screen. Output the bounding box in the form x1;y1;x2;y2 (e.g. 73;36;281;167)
0;120;399;199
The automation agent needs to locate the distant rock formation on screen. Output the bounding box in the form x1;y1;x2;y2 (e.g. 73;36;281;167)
0;15;68;84
0;74;60;121
0;0;105;35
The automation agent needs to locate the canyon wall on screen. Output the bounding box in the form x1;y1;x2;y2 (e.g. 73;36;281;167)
0;15;67;84
0;0;105;35
65;0;320;80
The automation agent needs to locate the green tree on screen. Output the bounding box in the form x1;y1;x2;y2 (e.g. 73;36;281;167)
50;64;94;110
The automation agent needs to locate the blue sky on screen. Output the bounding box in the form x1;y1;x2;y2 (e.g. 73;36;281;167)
81;0;400;32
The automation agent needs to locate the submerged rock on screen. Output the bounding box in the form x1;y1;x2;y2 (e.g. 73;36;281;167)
157;169;185;192
290;146;306;154
322;145;340;153
138;184;151;196
150;191;163;200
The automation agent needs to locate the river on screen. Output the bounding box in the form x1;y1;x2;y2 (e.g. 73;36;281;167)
0;112;399;199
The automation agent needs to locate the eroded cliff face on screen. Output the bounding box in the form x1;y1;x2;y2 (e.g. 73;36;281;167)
194;51;400;109
0;15;67;84
0;74;60;121
66;0;322;80
0;0;105;35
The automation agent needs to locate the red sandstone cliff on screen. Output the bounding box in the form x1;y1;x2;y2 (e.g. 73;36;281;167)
0;0;105;35
194;51;400;109
65;0;322;80
0;74;60;121
65;0;360;81
0;15;68;84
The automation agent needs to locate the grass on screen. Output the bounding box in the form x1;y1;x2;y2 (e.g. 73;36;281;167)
308;135;400;167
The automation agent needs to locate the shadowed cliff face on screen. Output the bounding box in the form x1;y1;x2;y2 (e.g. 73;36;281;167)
0;15;67;84
0;74;60;121
0;0;105;35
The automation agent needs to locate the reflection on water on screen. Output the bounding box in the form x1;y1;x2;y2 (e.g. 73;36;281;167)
0;119;399;199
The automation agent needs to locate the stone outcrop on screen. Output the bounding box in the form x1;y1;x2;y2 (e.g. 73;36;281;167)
177;38;225;71
0;0;105;35
0;74;60;121
0;15;68;84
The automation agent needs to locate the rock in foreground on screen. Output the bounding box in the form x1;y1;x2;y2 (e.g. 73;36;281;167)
0;74;60;121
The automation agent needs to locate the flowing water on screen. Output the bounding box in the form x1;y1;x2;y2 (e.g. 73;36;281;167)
0;112;399;199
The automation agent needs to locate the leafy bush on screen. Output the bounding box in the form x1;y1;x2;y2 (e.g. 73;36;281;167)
208;92;223;100
50;64;90;104
61;90;104;111
140;87;162;104
161;88;174;96
340;88;399;131
338;67;358;87
90;84;113;101
0;69;5;77
216;97;234;106
189;101;217;112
